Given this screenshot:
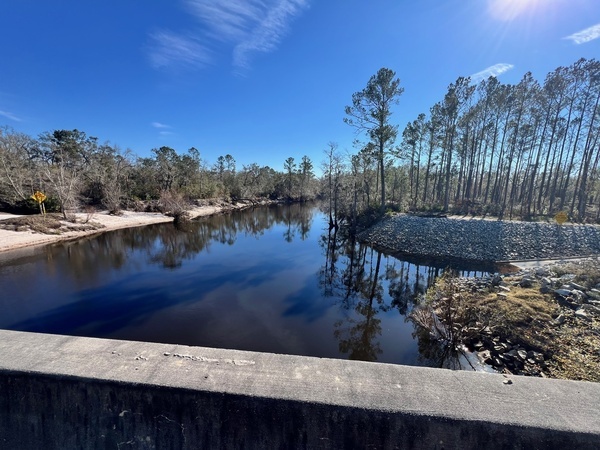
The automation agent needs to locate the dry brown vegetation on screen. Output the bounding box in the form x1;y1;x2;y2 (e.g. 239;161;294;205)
473;284;559;345
421;270;600;382
0;213;105;235
551;262;600;290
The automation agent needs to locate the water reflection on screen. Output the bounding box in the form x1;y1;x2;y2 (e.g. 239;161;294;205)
319;225;490;367
57;204;315;272
320;229;406;362
0;203;491;369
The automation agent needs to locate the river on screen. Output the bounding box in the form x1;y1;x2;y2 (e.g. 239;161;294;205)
0;203;489;369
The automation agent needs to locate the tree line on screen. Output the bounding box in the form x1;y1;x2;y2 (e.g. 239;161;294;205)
321;58;600;226
0;127;318;217
402;57;600;221
2;57;598;224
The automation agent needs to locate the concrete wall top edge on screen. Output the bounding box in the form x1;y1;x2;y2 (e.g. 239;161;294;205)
0;329;598;436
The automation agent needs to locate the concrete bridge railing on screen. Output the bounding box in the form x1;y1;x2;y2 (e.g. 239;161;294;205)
0;329;598;449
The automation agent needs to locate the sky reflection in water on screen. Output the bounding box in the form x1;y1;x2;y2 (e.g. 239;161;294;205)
0;204;487;368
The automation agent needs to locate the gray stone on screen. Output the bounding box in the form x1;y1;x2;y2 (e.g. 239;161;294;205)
478;349;492;364
569;282;587;291
557;296;580;310
540;285;551;294
574;309;592;321
507;349;518;358
581;304;600;316
553;314;566;325
491;274;502;286
499;354;512;362
587;289;600;301
554;289;572;297
559;274;576;282
571;289;587;303
519;277;534;288
532;352;545;363
535;267;551;277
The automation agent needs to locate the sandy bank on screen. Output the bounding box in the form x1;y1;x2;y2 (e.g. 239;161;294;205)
0;203;252;254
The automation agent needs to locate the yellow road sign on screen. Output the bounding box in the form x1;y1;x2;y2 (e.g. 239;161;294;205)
31;191;47;204
555;211;568;225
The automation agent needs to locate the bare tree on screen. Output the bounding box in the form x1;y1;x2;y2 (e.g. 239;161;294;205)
322;142;344;228
0;127;36;206
36;130;97;219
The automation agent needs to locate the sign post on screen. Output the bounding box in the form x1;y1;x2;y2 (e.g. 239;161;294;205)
31;191;47;216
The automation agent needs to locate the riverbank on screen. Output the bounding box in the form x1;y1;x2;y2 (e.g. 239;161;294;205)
360;214;600;381
0;199;269;254
414;258;600;382
359;213;600;263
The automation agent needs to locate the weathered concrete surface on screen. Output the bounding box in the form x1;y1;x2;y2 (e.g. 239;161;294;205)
0;330;598;449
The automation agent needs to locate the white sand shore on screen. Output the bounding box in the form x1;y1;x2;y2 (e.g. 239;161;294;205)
0;205;229;254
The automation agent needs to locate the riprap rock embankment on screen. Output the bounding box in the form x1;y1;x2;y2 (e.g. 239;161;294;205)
359;214;600;262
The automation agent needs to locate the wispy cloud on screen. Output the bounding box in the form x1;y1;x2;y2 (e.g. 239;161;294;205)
564;23;600;45
470;63;514;83
149;0;310;72
185;1;264;41
231;0;309;70
0;110;21;122
152;121;175;138
148;31;212;69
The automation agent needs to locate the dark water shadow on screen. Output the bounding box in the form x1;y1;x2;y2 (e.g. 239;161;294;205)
3;203;493;369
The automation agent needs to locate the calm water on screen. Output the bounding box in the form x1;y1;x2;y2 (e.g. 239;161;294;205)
0;204;488;368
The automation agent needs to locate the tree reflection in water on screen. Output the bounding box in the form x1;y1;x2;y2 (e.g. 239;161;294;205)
36;204;315;281
320;228;395;362
118;205;315;269
3;203;492;368
319;225;486;368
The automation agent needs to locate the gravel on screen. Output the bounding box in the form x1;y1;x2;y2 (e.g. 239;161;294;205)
358;214;600;263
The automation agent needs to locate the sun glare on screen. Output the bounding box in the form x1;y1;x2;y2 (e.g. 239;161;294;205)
488;0;545;21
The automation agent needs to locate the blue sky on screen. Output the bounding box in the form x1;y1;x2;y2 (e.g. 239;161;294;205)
1;0;599;172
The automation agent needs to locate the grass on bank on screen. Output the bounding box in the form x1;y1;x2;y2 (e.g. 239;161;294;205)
422;271;600;382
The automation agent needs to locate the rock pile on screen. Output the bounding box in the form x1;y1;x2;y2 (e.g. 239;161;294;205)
452;258;600;376
534;263;600;322
469;330;547;377
359;214;600;262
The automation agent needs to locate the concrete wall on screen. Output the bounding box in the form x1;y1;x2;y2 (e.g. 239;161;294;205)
0;330;598;449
